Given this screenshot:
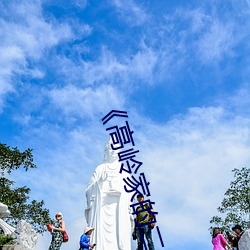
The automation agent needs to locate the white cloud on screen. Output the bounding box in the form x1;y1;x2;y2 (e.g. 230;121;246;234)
0;45;25;110
222;84;250;115
73;0;87;9
82;48;127;85
82;46;158;86
188;8;210;33
112;0;148;26
49;84;125;119
127;43;158;84
159;7;240;67
196;20;235;63
0;1;74;110
0;1;73;58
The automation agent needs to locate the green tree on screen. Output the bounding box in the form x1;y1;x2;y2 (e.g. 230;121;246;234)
0;143;52;233
210;167;250;232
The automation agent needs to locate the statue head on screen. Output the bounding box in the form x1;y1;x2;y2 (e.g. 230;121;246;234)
103;136;121;163
0;202;10;218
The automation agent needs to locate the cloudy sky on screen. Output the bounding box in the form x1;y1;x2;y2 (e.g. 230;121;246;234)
1;0;250;249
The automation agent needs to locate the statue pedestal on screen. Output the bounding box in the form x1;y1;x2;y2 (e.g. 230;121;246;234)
1;245;26;250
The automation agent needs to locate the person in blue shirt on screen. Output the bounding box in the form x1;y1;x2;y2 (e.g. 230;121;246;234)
79;227;96;250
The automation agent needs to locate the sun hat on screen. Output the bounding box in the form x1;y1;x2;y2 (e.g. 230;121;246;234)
84;227;95;234
55;212;63;218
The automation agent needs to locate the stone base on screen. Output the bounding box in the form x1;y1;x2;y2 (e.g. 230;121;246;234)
1;245;26;250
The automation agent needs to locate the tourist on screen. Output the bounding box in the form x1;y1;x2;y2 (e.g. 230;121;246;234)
79;227;96;250
133;194;155;250
48;212;66;250
231;225;244;250
226;231;237;249
211;227;232;250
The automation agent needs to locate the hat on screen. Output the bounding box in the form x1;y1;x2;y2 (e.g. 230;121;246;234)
84;227;95;234
232;225;243;231
55;212;63;218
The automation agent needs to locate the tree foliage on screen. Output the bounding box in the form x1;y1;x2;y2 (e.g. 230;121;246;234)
0;144;36;175
0;143;52;233
210;167;250;232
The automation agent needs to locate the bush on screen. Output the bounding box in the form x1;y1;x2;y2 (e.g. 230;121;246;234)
0;234;14;247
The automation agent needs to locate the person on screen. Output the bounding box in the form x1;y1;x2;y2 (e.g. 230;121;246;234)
48;212;66;250
230;225;244;250
132;194;155;250
211;227;232;250
79;227;96;250
85;138;134;249
226;231;238;249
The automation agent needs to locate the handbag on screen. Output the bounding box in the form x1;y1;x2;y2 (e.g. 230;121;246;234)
62;231;69;242
46;224;52;232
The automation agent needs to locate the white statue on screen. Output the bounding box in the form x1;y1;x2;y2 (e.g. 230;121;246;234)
85;138;134;250
0;202;15;235
13;220;38;250
239;229;250;250
0;202;11;218
0;203;37;250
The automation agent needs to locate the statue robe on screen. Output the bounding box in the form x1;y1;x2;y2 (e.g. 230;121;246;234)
239;229;250;250
85;162;133;250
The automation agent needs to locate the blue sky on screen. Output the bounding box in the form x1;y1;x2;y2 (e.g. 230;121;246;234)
1;0;250;249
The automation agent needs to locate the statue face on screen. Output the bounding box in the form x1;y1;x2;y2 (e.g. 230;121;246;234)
103;137;121;163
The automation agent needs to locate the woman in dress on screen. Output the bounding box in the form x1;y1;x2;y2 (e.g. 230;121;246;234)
212;227;232;250
49;212;66;250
